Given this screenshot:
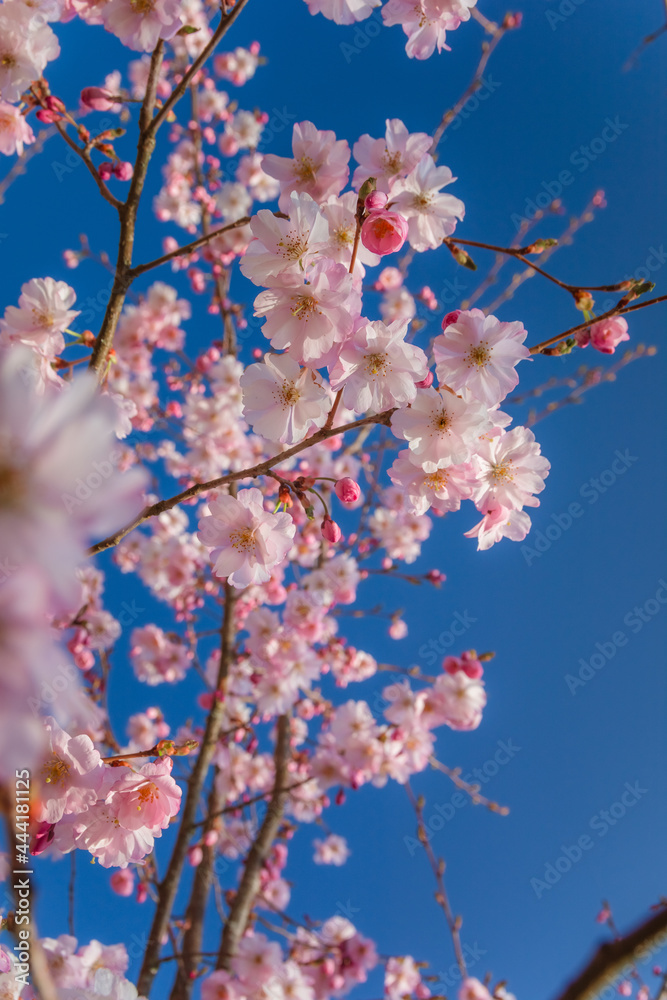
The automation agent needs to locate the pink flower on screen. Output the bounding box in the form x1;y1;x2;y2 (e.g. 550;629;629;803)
385;956;423;1000
322;516;342;543
444;651;483;679
0;3;60;103
70;800;156;868
103;0;184;52
458;978;493;1000
353;118;432;192
433;308;530;406
314;833;350;865
198;487;296;589
130;625;193;685
240;352;330;444
391;387;490;471
113;160;134;181
390;154;464;251
0;349;147;608
253;260;360;368
576;316;630;354
231;933;282;989
36;718;105;824
430;671;486;730
471;425;550;512
464;502;531;550
263;120;351;212
0;100;35;156
329;316;428;413
388;451;474;514
382;0;477;60
365;191;388;210
389;619;408;639
80;86;116;111
240;191;330;287
303;0;381;25
110;869;135;897
335;478;361;504
361;210;409;256
107;756;182;832
0;276;79;357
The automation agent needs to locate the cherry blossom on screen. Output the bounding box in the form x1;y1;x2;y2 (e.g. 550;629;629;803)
390;154;465;250
103;0;184;52
198;488;296;589
303;0;380;24
576;315;630;354
470;425;550;512
464;502;532;550
0;276;79;357
382;0;478;59
241;353;330;444
0;100;35;156
328;318;428;413
353;118;432;192
253;260;360;368
263;120;351;212
240;193;330;286
433;308;531;406
391;387;490;470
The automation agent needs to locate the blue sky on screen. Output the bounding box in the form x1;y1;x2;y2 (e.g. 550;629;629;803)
1;0;666;997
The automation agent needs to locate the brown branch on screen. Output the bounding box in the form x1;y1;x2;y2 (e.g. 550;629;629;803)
130;217;252;277
405;783;467;978
136;584;238;998
529;294;667;355
430;19;508;152
216;714;291;970
552;905;667;1000
146;0;253;139
89;41;165;379
52;118;123;211
88;409;396;556
169;584;237;1000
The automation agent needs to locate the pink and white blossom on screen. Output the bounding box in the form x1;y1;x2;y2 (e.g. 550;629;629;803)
390;154;464;250
470;425;550;511
263;120;351;213
198;488;296;589
391;387;490;470
240;353;330;444
433;308;531;406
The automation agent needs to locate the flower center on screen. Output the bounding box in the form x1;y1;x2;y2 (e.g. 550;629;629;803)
229;526;257;553
364;352;388;377
294;156;317;184
432;410;450;432
381;150;403;174
130;0;155;11
490;461;514;483
333;225;354;247
277;383;301;407
467;343;491;367
425;469;448;490
412;192;432;211
43;755;70;786
136;782;158;809
290;294;320;320
277;228;310;260
1;54;17;69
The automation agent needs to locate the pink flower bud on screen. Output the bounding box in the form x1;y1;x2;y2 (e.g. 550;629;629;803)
219;133;239;157
321;516;342;544
136;882;148;904
36;109;61;123
389;619;408;640
110;869;135;897
414;371;434;389
360;210;409;256
30;822;55;856
596;906;612;923
585;316;630;354
203;829;219;847
442;309;461;329
364;191;388;211
98;161;114;181
113;161;134;181
617;983;632;997
188;845;204;866
81;86;116;111
334;477;361;504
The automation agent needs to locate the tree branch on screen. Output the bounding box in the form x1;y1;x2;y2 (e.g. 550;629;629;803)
88;409;396;556
136;584;238;998
217;714;291;970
